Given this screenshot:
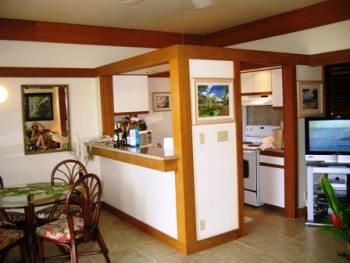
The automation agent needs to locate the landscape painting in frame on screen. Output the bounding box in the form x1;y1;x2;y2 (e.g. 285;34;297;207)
194;78;234;124
297;80;324;118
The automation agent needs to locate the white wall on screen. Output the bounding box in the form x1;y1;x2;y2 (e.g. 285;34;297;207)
100;158;178;238
0;77;101;185
229;20;350;54
189;59;239;240
296;65;322;208
143;77;173;147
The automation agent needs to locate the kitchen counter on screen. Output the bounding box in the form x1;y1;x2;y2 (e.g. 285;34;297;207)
259;148;284;157
91;142;179;172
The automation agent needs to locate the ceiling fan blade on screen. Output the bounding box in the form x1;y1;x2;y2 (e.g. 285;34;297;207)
191;0;212;9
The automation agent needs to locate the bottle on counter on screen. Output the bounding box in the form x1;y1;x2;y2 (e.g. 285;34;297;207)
129;126;140;147
113;122;118;148
117;122;123;146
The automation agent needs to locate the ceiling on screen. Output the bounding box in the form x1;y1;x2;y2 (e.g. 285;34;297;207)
0;0;325;35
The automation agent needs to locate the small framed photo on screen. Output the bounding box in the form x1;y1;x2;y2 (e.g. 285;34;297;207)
152;92;171;112
193;78;234;125
24;93;53;121
297;80;324;118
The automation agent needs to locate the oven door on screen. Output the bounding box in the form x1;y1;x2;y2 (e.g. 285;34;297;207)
243;150;257;191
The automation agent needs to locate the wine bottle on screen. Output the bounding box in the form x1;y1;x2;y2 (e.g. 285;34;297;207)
113;122;118;148
117;122;123;146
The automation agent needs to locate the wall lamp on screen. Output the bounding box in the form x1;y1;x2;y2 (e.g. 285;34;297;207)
0;86;8;103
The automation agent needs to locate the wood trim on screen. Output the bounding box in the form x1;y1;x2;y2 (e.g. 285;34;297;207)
309;49;350;66
235;61;245;238
182;45;309;65
102;202;186;254
0;18;202;48
240;92;272;96
298;207;307;218
203;0;350;47
282;64;298;218
149;71;170;78
99;76;114;135
114;111;149;116
0;67;96;77
170;46;197;253
259;150;284;158
259;162;284;169
91;146;178;172
188;230;239;254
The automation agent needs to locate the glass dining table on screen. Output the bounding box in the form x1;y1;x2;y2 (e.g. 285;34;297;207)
0;182;71;262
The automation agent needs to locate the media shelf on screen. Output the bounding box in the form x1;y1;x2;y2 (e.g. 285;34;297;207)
306;162;350;226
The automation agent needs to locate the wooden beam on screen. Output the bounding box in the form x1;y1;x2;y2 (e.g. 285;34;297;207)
0;18;203;49
204;0;350;47
282;64;298;218
99;75;114;136
0;67;96;77
309;49;350;66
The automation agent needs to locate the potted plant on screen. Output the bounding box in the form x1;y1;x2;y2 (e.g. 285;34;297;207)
320;175;350;259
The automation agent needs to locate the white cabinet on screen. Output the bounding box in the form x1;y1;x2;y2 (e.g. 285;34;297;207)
241;70;272;94
259;155;285;208
271;68;283;107
113;75;149;114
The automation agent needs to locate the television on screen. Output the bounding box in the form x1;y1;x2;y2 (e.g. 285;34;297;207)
305;117;350;163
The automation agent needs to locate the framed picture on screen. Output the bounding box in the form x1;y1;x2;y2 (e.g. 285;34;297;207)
297;80;324;118
24;92;53;121
152;92;171;112
193;78;234;124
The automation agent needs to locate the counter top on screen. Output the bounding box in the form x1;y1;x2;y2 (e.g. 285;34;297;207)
259;148;284;157
91;142;179;172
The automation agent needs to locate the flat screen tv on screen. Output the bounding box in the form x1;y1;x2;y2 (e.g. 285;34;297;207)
305;117;350;163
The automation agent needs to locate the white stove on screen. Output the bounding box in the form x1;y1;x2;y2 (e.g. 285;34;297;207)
243;125;279;207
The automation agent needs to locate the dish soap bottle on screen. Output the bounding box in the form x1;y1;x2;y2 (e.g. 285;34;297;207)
129;126;140;147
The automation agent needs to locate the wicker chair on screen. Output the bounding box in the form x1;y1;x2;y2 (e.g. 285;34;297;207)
0;177;25;228
36;173;110;263
35;159;87;222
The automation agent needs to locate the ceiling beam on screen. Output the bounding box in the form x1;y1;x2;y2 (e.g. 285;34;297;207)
309;49;350;66
0;18;203;49
0;67;96;77
203;0;350;47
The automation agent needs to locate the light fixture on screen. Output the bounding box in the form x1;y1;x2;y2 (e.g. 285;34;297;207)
191;0;212;9
0;86;8;103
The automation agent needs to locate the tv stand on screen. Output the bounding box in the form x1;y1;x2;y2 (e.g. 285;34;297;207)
306;161;350;226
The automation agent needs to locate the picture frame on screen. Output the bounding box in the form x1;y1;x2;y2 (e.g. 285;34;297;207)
192;78;234;125
24;92;54;121
297;80;324;118
152;92;171;112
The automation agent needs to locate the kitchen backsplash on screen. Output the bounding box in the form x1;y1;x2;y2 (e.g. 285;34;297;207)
246;105;283;126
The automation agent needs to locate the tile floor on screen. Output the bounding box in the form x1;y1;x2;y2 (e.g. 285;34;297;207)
5;206;350;262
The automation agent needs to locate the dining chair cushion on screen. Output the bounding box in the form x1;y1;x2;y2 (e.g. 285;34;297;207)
0;228;24;250
36;203;83;221
36;216;84;242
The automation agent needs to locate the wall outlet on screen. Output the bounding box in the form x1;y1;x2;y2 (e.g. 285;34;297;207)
199;219;206;231
217;130;228;142
199;133;205;144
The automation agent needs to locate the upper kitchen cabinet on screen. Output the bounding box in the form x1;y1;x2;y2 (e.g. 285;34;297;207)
271;68;283;107
113;75;149;114
241;70;272;94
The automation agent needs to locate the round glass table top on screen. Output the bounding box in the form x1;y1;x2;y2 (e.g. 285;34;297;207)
0;182;70;209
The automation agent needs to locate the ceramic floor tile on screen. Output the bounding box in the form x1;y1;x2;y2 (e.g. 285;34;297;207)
108;247;155;263
161;252;217;263
133;239;178;261
238;252;286;263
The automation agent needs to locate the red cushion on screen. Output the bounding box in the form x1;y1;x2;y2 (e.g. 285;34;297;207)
0;228;23;250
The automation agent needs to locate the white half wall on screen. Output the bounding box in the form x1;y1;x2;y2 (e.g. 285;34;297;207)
0;77;101;185
100;158;178;239
189;59;239;240
296;65;322;208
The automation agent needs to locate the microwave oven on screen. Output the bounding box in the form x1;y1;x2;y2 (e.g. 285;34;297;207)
139;130;152;147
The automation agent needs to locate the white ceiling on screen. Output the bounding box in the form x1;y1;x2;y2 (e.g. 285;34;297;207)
0;0;325;34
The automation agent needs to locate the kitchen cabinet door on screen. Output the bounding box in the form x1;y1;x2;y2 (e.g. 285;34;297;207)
259;164;285;208
271;68;283;107
253;70;272;93
241;72;254;93
113;75;149;114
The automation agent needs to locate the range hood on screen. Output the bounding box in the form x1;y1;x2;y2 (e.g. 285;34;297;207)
241;95;273;106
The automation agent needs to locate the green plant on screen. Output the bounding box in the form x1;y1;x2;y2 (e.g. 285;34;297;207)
320;176;350;259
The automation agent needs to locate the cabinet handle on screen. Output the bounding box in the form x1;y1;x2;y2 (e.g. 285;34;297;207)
259;162;284;169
